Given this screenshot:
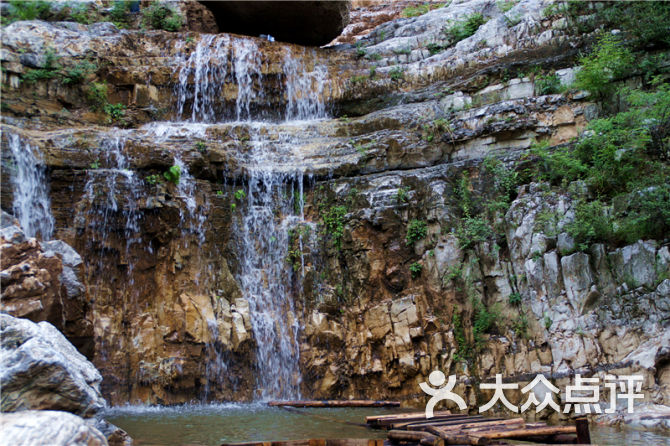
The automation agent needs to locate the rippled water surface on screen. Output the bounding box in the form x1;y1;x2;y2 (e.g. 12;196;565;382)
104;404;670;446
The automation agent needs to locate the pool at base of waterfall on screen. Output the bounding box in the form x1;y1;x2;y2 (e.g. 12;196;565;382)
103;404;670;446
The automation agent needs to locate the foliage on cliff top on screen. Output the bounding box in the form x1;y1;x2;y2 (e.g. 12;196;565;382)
142;1;182;32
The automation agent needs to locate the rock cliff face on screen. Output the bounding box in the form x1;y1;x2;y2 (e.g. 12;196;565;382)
1;0;669;428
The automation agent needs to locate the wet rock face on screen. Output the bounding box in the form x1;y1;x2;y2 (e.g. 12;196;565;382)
0;314;106;417
200;0;350;46
0;410;108;446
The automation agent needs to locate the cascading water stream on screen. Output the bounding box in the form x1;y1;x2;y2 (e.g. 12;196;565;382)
173;34;330;399
7;133;55;240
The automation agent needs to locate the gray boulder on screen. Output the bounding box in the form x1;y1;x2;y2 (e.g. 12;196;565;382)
0;410;108;446
0;314;105;417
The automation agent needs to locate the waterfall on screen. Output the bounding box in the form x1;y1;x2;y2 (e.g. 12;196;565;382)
173;34;332;399
175;35;328;123
7;133;54;240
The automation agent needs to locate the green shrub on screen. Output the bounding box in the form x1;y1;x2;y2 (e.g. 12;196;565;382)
497;0;517;13
2;0;51;24
508;292;522;306
406;219;427;245
110;0;132;27
535;72;561;95
443;12;486;44
22;48;60;83
472;297;499;347
68;3;92;24
322;205;348;249
234;189;246;201
396;186;410;203
573;33;634;98
163;165;181;185
596;1;670;48
86;82;109;111
103;103;126;122
145;174;160;185
62;60;97;85
389;67;404;81
566;200;613;249
402;2;446;18
455;216;492;250
142;1;182;31
409;262;423;278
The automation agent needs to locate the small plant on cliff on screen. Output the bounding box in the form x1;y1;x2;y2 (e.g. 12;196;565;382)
142;1;182;32
409;262;423;278
22;48;61;83
496;0;518;13
195;141;207;153
62;60;98;85
443;12;487;44
535;72;561;95
396;186;410;203
234;189;246;201
321;205;348;249
103;103;126;123
389;67;405;81
145;174;160;185
508;292;522;306
406;219;427;245
163;165;181;185
455;216;492;250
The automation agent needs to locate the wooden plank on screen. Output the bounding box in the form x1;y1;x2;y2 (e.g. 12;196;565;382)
429;418;524;434
393;415;481;429
388;430;436;443
269;400;400;408
366;411;451;424
575;417;591;444
472;425;577;440
403;416;490;430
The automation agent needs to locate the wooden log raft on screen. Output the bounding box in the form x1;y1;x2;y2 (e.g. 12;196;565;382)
268;400;401;408
221;440;385;446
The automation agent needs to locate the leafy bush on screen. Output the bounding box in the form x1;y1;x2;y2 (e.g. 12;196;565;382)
22;48;60;83
142;1;182;31
396;186;410;203
62;60;97;85
322;205;348;249
472;296;499;347
566;200;613;250
595;1;670;48
574;33;634;98
443;12;486;44
163;165;181;185
535;72;561;95
409;262;423;278
508;292;522;306
110;0;132;27
455;216;492;250
389;67;404;81
86;82;109;110
68;3;92;24
406;219;427;245
145;174;160;185
103;103;126;122
497;0;518;13
2;0;51;24
234;189;246;201
402;2;446;18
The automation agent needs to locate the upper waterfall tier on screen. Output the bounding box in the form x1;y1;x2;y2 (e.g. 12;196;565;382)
175;35;330;123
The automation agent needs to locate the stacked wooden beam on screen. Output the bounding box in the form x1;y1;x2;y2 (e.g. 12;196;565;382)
367;411;595;446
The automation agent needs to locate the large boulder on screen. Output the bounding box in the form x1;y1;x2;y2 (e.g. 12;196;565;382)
0;410;108;446
0;314;105;417
199;1;350;46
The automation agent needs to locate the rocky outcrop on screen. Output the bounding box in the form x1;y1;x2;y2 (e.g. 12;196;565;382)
0;410;108;446
0;314;105;416
200;1;350;46
0;211;93;355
